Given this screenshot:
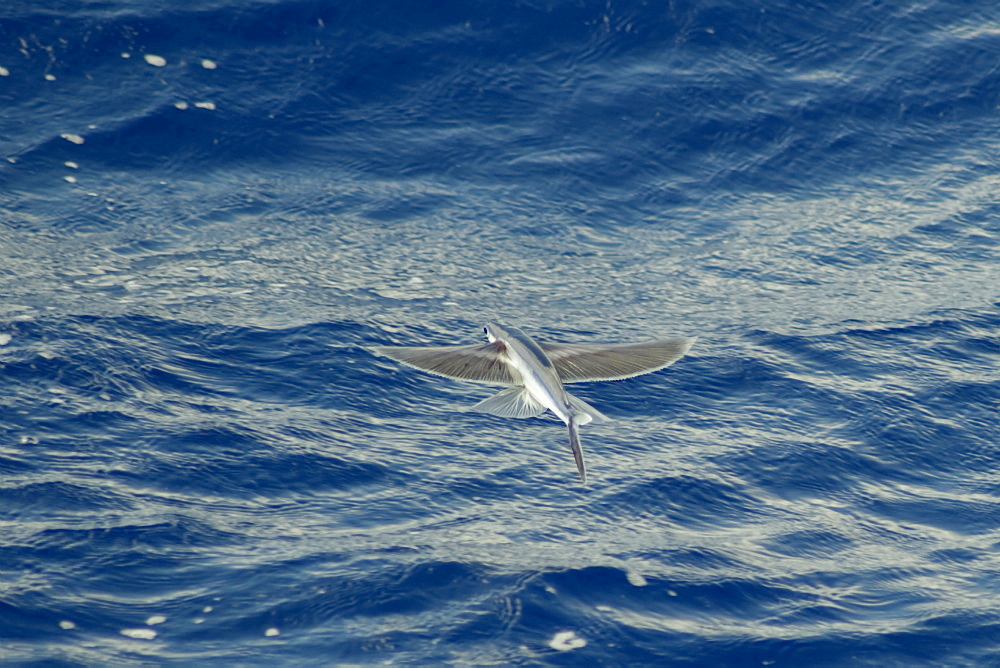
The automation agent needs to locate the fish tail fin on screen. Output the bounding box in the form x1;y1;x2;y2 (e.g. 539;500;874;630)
568;417;587;484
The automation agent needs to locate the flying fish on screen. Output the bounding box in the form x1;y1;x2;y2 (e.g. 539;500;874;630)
372;321;696;483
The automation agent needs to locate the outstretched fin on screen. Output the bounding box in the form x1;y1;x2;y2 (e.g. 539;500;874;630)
541;337;697;383
371;342;516;385
470;387;546;419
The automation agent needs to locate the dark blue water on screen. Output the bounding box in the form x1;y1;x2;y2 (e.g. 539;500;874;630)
2;0;999;664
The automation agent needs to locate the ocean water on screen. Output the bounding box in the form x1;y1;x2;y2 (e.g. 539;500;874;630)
2;0;999;664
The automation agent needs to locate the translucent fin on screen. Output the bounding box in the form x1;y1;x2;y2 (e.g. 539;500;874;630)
470;387;547;419
371;342;516;385
542;337;697;383
566;391;610;425
568;419;587;484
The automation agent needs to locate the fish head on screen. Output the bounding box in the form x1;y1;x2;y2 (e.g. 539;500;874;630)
483;321;511;343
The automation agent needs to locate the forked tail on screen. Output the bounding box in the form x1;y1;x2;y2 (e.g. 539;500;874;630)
567;418;587;484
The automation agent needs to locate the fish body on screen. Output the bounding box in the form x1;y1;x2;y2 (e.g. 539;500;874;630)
372;321;696;483
481;322;596;481
483;322;574;423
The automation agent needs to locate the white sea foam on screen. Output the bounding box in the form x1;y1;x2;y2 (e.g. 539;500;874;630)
549;630;586;651
120;628;157;640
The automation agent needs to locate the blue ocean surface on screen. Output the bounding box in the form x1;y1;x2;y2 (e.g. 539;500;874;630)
2;0;999;664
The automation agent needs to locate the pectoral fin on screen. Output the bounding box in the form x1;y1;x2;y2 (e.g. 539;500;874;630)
371;342;516;385
470;387;547;419
542;338;697;383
